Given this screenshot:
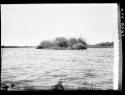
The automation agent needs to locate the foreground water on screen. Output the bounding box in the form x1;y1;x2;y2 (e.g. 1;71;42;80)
1;48;114;90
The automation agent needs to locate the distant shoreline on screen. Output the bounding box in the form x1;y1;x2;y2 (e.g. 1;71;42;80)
1;38;113;49
87;45;114;48
1;46;36;48
1;45;114;48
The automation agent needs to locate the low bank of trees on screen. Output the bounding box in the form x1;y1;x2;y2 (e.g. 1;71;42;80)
87;42;114;48
95;42;114;47
36;37;87;50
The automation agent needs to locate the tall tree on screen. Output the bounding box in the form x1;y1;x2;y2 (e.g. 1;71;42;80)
55;37;68;47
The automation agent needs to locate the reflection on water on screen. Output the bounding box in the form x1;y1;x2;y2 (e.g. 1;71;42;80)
1;48;113;90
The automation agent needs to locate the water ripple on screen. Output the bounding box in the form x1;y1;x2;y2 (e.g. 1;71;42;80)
1;48;113;90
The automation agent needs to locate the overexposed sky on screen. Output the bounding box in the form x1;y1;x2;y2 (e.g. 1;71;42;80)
1;4;118;46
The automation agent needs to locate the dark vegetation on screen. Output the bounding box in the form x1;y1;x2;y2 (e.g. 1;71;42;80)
36;37;87;50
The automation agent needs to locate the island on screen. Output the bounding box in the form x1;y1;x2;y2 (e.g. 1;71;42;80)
36;37;87;50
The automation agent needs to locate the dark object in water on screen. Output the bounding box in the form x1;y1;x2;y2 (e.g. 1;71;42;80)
11;83;15;89
1;85;9;91
1;81;15;91
53;80;64;90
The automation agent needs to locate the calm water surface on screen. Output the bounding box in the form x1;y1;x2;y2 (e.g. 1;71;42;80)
1;48;114;90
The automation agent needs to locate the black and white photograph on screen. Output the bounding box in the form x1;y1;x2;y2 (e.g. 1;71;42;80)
1;4;121;91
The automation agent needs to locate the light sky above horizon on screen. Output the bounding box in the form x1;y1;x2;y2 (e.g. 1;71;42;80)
1;4;118;46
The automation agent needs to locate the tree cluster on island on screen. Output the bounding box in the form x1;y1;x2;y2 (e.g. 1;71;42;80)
36;37;87;50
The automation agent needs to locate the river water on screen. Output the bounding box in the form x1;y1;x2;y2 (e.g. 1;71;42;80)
1;48;114;90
